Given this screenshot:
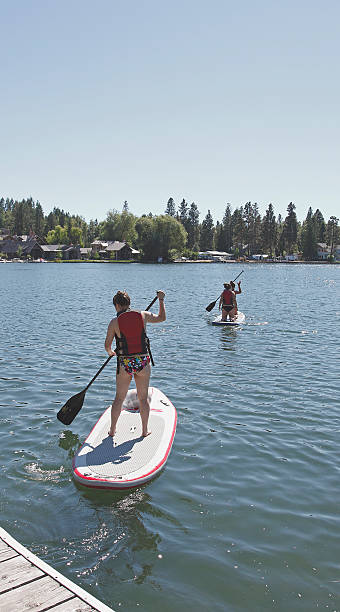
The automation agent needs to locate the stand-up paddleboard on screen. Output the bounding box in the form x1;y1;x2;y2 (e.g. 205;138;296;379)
73;387;177;490
212;312;245;326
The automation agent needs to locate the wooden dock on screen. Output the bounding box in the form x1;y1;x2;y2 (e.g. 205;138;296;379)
0;527;114;611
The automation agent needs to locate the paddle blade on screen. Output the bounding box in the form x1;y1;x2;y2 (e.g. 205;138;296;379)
206;300;216;312
57;390;86;425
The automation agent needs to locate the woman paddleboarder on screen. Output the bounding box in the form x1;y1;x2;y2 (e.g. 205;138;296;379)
230;279;242;317
104;289;166;438
218;283;237;321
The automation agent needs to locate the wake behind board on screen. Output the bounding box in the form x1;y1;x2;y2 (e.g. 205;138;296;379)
212;311;245;326
73;387;177;490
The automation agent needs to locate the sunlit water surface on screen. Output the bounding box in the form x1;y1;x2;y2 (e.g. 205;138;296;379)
0;262;339;612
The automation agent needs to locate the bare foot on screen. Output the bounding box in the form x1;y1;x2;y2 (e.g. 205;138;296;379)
108;428;115;437
142;431;151;438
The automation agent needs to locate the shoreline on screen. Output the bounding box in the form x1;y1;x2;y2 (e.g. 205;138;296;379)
0;259;338;265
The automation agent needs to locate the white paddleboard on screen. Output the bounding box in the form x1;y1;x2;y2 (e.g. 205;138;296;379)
212;311;245;326
73;387;177;490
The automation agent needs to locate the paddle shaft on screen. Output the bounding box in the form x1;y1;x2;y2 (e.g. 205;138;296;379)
84;294;158;392
232;270;244;283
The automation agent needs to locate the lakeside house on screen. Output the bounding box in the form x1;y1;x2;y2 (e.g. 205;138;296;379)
317;243;330;260
0;234;140;261
198;250;233;261
251;254;269;261
0;235;45;259
0;236;81;260
90;240;140;260
80;247;92;258
317;242;340;261
38;244;81;260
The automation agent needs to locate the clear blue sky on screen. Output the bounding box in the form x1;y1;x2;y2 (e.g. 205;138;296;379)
1;0;339;224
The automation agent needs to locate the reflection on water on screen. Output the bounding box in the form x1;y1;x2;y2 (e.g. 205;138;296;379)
58;430;81;458
62;486;185;588
219;327;240;352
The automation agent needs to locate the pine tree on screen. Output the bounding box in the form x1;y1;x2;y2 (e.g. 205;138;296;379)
215;221;223;251
218;204;233;252
200;210;215;251
313;209;326;243
283;202;298;254
301;207;317;260
262;203;277;257
187;202;200;250
326;216;339;258
253;203;262;254
87;219;98;245
178;199;188;228
232;207;246;252
0;198;5;228
34;201;45;237
165;197;176;216
243;202;253;256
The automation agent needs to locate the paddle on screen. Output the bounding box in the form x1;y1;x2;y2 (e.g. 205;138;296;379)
205;270;244;312
57;294;159;425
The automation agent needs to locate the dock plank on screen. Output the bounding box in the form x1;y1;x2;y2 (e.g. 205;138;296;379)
51;598;95;611
0;547;19;561
0;539;9;552
0;527;114;611
0;555;43;592
0;574;76;611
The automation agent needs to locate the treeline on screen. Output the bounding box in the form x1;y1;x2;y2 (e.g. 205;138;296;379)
1;196;339;261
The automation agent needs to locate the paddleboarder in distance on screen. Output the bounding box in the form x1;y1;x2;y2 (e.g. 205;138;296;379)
218;282;237;321
230;280;242;317
105;289;166;438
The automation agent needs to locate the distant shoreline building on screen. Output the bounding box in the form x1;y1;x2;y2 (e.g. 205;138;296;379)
0;234;140;261
90;240;140;260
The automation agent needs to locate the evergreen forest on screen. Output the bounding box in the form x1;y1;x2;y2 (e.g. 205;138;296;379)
0;196;339;261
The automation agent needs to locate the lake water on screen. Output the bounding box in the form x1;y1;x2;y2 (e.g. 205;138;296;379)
1;262;339;612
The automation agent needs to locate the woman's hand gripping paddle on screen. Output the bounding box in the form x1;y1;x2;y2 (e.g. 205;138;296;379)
57;294;159;425
205;270;244;312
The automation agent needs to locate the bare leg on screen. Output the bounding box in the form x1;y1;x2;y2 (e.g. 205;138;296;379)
108;368;132;436
134;363;151;437
221;308;227;321
229;307;237;321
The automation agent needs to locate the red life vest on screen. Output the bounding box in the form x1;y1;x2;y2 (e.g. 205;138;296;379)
115;310;149;356
222;289;233;305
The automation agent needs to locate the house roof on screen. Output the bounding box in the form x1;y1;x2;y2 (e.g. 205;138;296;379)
105;241;129;251
199;251;232;256
40;244;65;252
1;237;40;254
63;245;80;252
39;244;80;252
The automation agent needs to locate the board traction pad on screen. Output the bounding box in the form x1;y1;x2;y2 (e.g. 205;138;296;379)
79;411;165;477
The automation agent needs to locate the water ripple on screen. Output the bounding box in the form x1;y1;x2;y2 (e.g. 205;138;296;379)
0;262;339;611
